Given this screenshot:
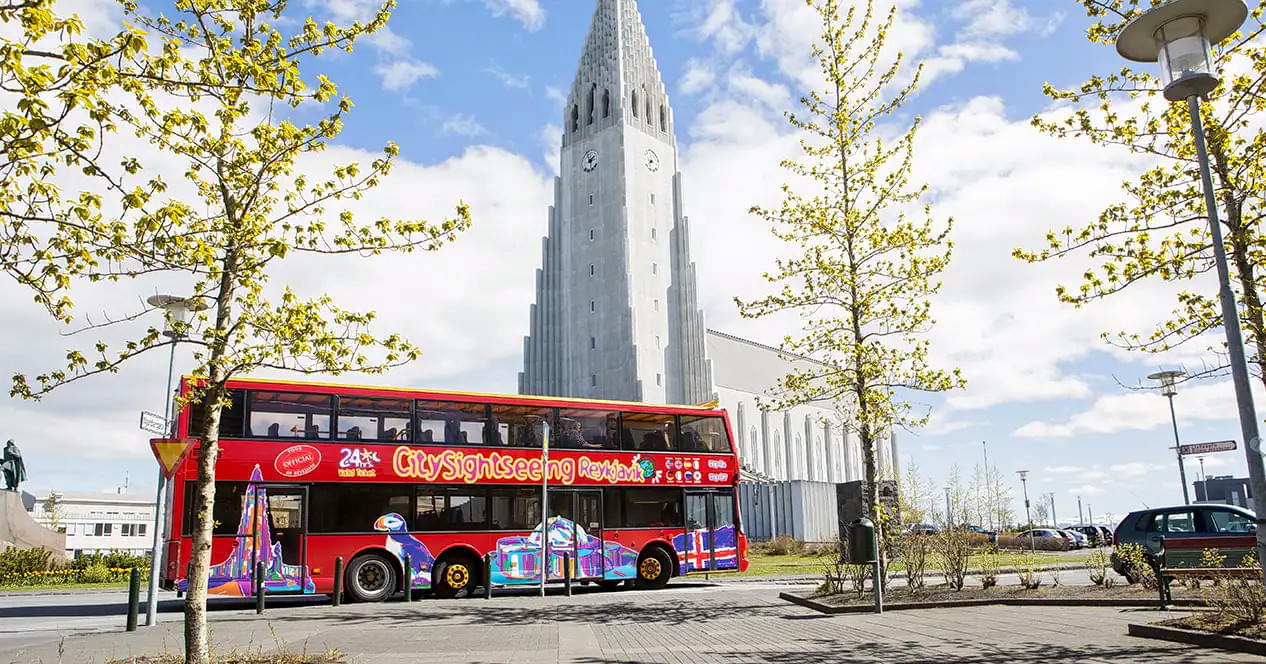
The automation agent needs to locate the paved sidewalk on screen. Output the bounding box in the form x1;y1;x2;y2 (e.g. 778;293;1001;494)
0;580;1259;663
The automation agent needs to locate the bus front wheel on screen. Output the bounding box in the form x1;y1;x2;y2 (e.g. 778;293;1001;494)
635;548;672;590
346;553;397;603
433;553;479;599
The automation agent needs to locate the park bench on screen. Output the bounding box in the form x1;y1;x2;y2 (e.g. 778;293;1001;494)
1155;535;1258;609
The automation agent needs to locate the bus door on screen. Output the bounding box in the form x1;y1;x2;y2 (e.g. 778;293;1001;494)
683;491;739;572
251;485;309;594
545;489;604;580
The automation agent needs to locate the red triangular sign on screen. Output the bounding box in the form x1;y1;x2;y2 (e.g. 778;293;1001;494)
150;438;196;478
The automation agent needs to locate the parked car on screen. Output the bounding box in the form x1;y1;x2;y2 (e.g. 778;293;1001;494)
1071;526;1105;546
1110;504;1257;578
1097;525;1112;544
1014;528;1067;547
1056;528;1087;549
907;523;939;535
966;524;998;544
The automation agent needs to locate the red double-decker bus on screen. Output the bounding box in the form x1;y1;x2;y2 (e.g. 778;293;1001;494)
160;376;747;600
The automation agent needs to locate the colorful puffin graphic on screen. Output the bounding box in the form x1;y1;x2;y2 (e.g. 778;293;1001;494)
489;517;639;585
179;465;314;595
374;512;435;588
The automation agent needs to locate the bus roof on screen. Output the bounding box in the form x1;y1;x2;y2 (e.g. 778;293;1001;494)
184;374;724;413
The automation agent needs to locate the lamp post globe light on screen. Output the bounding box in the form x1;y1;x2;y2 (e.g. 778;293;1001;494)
143;294;210;627
1149;370;1191;505
1117;0;1266;582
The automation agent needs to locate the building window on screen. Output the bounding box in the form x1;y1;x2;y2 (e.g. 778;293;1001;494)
571;105;579;132
655;335;661;349
590;264;595;276
631;90;639;118
589;194;593;205
660;105;667;130
591;374;598;387
656;373;662;387
589;228;595;241
602;88;610;118
651;262;657;275
653;299;659;311
650;193;655;205
590;337;596;349
590;300;596;312
587;85;595;125
651;227;657;241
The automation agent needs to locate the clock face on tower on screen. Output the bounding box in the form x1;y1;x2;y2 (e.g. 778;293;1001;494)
582;150;599;172
644;149;660;172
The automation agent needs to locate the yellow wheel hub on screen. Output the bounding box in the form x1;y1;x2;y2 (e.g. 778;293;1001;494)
446;564;470;588
640;558;662;580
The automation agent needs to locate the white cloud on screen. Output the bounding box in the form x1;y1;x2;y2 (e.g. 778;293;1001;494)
374;59;440;92
544;86;568;108
485;60;531;89
922;42;1019;85
691;0;756;54
679;59;716;95
482;0;545;31
539;123;562;176
441;114;487;137
1015;380;1266;439
951;0;1063;39
1068;483;1108;497
727;70;791;110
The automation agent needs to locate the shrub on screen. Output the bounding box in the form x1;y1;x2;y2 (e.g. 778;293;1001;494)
1202;550;1266;624
935;528;973;591
0;546;55;578
1115;543;1157;590
897;532;932;591
80;563;111;584
996;535;1068;552
1087;549;1110;586
1017;556;1042;590
765;535;806;557
980;546;1000;590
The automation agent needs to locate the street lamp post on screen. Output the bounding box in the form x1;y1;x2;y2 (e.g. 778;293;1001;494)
944;486;952;528
143;294;208;627
1149;370;1191;505
1048;492;1057;528
1018;471;1034;554
1078;495;1084;527
981;441;993;530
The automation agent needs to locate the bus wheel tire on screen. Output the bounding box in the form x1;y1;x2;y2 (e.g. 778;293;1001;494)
346;553;397;603
635;548;672;590
434;554;479;599
598;580;624;591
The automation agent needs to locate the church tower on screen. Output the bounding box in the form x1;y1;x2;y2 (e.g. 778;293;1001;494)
519;0;714;405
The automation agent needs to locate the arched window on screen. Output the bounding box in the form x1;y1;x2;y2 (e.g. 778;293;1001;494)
644;91;651;122
660;105;667;130
602;89;610;118
631;90;639;118
586;85;595;125
570;105;579;132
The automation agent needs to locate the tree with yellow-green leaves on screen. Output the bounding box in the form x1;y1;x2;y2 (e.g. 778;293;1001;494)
736;0;962;581
4;1;470;661
1017;1;1266;384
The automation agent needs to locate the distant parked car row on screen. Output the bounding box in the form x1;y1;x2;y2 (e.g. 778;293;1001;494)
1013;526;1110;549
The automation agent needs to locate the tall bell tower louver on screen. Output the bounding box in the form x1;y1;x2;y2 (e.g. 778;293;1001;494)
519;0;714;405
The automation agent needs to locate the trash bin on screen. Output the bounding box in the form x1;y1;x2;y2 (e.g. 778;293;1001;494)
847;518;877;563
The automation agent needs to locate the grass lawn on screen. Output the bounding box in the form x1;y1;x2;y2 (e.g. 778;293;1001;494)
739;550;1095;578
0;580;135;593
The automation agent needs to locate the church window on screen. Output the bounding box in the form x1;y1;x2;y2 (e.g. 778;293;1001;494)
645;91;651;123
591;374;597;387
590;337;596;349
589;194;593;205
587;85;595;125
590;264;595;276
602;89;610;118
651;262;657;275
631;90;639;118
650;193;655;205
655;335;661;349
651;227;657;241
570;105;579;132
590;300;596;312
660;105;667;130
589;229;595;241
656;373;662;387
653;299;659;311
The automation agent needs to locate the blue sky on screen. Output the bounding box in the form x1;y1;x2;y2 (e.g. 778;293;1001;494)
5;0;1258;529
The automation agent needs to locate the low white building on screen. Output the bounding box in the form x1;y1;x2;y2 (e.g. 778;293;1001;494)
27;490;155;557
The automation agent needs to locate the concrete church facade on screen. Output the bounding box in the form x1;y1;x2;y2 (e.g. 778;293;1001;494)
519;0;899;536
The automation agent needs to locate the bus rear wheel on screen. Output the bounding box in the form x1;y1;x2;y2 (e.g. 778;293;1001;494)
346;553;397;603
635;548;672;590
433;553;479;599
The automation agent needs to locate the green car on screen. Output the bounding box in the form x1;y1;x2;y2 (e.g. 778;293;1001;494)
1110;504;1256;578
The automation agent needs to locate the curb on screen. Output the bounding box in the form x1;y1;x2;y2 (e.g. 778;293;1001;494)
1128;623;1266;656
721;562;1096;584
779;591;1207;614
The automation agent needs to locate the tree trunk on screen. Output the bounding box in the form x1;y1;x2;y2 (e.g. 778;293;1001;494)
184;378;224;664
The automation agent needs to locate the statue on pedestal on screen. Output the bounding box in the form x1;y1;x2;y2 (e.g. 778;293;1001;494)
2;440;25;491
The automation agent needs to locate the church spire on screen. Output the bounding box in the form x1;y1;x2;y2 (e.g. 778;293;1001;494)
564;0;673;146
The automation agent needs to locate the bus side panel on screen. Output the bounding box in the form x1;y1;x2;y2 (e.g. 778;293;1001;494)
603;529;684;577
